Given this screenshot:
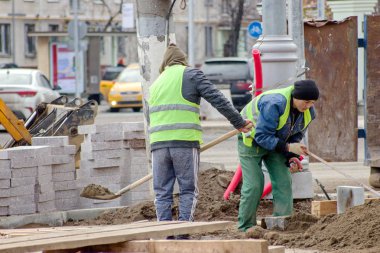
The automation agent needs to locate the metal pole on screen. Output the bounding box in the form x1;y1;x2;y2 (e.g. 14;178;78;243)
317;0;326;20
262;0;287;36
188;0;194;66
73;0;80;98
11;0;15;64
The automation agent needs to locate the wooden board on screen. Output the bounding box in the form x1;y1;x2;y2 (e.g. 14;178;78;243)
304;18;358;162
0;221;231;253
86;239;273;253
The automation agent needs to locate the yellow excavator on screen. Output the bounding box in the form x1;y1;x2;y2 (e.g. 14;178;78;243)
0;96;98;167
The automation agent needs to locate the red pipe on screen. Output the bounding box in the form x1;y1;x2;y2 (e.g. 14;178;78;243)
223;49;263;201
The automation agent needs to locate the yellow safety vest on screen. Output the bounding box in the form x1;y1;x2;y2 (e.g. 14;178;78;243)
241;85;312;147
149;65;202;144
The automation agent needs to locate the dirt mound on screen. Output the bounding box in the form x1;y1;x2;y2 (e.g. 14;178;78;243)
272;200;380;252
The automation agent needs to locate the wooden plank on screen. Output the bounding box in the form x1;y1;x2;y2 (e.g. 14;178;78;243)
0;221;231;253
87;239;270;253
311;198;380;217
311;200;337;218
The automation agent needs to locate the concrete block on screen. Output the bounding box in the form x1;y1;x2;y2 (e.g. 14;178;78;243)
96;123;124;133
263;216;291;231
337;186;365;214
37;173;53;184
10;184;36;197
81;158;122;169
52;163;75;173
0;189;10;198
83;175;122;185
263;171;314;199
90;132;124;142
0;197;10;206
78;124;96;134
82;149;124;160
10;195;35;205
131;156;148;165
81;140;123;151
125;139;146;149
37;191;55;202
76;167;90;179
123;131;145;140
11;157;39;168
122;122;144;132
92;200;120;208
130;148;147;157
55;189;79;199
38;182;54;193
51;155;74;165
0;168;11;179
32;136;69;147
38;165;53;176
54;181;77;191
51;146;76;155
91;167;120;177
55;198;79;211
37;200;56;213
11;177;36;187
52;172;75;182
0;206;8;216
9;203;36;215
6;146;49;159
11;167;38;178
0;179;10;189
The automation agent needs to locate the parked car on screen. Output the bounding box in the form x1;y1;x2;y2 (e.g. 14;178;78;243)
0;69;61;120
99;66;125;101
0;63;18;69
108;63;143;112
201;57;253;111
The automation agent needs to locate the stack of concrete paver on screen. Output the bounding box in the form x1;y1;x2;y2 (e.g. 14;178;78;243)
78;122;151;208
0;146;53;215
32;136;77;211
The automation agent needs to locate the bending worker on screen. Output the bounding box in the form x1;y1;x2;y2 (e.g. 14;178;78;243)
148;44;252;224
238;80;319;232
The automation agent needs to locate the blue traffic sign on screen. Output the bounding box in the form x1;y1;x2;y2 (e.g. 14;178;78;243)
247;21;262;39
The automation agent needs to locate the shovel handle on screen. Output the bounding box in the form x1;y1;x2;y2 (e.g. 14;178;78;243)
308;151;380;198
200;129;240;152
115;173;153;196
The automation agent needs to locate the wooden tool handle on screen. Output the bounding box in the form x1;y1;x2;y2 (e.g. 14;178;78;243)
308;151;380;198
115;173;153;196
200;129;240;152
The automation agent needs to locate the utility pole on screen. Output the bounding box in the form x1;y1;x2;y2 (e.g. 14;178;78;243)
73;0;80;98
188;0;194;66
136;0;174;172
317;0;326;20
11;0;15;64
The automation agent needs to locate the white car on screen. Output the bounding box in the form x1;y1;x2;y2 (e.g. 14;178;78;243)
0;69;61;120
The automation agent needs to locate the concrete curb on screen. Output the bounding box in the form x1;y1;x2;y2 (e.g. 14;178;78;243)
0;206;127;229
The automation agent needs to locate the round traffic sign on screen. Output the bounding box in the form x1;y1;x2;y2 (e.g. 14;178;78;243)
247;21;262;39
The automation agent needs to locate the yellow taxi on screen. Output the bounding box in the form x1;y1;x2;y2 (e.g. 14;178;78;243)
108;64;143;112
99;66;125;101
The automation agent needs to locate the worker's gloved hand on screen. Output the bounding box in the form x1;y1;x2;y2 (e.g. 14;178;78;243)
238;119;254;133
289;157;303;173
287;143;308;155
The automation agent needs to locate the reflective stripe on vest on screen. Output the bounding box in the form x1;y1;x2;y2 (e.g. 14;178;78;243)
148;65;202;144
241;85;312;147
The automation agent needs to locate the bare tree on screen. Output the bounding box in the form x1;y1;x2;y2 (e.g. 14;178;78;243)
223;0;245;57
100;0;124;31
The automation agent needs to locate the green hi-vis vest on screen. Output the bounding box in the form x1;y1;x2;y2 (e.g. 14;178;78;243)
241;85;312;147
148;65;202;144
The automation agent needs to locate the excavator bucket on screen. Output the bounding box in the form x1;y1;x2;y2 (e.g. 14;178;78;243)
3;96;98;168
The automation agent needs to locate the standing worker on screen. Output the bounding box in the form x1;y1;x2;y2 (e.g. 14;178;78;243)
237;80;319;233
148;44;252;226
